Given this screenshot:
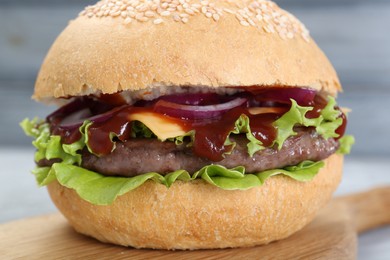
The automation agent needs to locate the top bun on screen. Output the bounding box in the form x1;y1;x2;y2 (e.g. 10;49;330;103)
34;0;341;102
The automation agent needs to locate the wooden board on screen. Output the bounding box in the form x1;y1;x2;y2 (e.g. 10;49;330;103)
1;188;389;260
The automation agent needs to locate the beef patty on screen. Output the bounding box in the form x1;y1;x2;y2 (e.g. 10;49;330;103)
38;130;338;176
71;129;337;176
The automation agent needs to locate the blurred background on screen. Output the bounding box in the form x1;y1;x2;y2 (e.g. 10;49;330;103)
0;0;389;257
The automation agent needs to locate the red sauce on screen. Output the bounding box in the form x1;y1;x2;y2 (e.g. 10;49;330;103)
52;126;82;145
305;95;328;119
83;105;282;161
248;113;279;147
335;112;347;139
87;108;133;155
188;108;247;161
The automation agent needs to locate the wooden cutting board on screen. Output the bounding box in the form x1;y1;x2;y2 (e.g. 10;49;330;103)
1;187;389;259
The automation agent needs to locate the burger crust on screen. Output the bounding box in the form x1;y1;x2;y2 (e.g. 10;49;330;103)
47;154;343;250
34;2;341;102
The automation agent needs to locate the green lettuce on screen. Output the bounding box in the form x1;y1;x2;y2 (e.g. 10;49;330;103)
337;135;355;154
21;118;83;165
224;114;264;157
32;161;324;205
273;97;343;149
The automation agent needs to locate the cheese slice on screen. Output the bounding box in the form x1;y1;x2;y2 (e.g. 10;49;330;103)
128;112;186;140
248;107;286;115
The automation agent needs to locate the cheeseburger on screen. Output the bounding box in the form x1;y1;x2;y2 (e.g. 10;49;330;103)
22;0;354;250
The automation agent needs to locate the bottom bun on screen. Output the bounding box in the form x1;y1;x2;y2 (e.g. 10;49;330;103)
47;154;343;250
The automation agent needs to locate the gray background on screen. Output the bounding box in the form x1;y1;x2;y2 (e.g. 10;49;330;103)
0;0;389;258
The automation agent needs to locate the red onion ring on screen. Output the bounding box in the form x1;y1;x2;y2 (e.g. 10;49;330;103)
58;106;125;131
154;97;247;119
252;88;316;106
46;98;88;124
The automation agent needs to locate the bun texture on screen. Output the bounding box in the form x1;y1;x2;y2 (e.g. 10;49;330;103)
34;0;341;102
47;154;343;249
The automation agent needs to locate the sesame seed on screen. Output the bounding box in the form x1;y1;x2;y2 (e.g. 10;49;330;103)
173;13;181;21
135;13;148;22
184;8;194;15
223;8;234;14
247;17;255;26
80;0;310;41
130;0;139;7
153;18;164;24
128;10;136;17
135;13;144;20
235;13;243;21
191;6;200;13
240;20;250;26
136;4;148;12
124;17;132;24
160;10;171;16
145;10;155;17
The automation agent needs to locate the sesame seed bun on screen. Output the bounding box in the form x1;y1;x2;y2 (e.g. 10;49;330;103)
33;0;341;103
47;154;343;250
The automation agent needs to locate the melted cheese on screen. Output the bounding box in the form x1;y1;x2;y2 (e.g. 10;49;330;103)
248;107;286;115
128;112;186;140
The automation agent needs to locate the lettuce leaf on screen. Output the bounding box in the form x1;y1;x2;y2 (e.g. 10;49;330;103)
337;135;355;155
33;161;324;205
21;119;84;166
273;97;343;149
224;114;265;157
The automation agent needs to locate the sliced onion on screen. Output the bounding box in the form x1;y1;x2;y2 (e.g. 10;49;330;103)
154;97;247;119
59;108;92;128
46;98;88;124
58;106;125;131
253;88;316;106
